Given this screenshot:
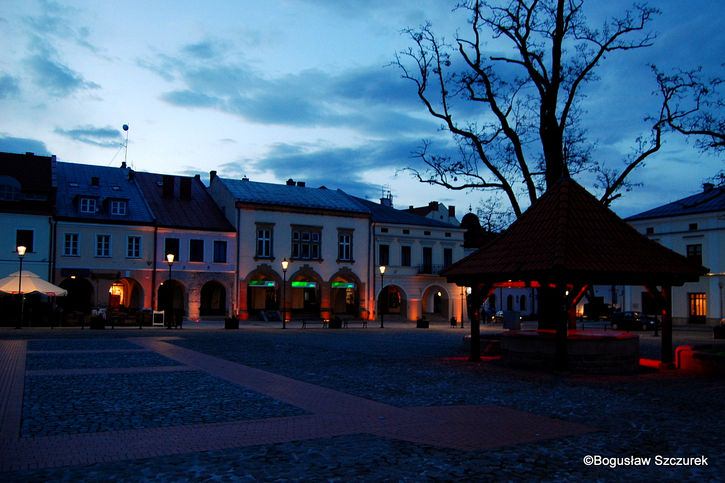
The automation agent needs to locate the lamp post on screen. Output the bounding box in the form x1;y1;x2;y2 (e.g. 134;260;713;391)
281;258;289;329
16;246;26;330
379;265;386;329
166;253;174;329
465;286;472;328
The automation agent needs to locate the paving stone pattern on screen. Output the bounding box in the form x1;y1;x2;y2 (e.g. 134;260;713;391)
27;339;142;351
1;328;723;481
25;351;181;370
22;371;307;437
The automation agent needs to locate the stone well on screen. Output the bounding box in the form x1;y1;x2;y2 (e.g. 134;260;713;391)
500;329;639;374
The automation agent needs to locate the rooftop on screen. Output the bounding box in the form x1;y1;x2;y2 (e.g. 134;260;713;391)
55;162;153;223
221;178;369;215
627;184;725;221
351;196;461;229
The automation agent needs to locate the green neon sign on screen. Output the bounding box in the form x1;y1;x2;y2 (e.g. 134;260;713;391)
249;280;276;287
291;281;317;288
331;282;355;289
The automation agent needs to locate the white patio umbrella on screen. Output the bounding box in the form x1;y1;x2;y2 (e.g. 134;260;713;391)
0;271;67;296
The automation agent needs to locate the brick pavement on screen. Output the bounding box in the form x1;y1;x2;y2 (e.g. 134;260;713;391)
0;337;593;472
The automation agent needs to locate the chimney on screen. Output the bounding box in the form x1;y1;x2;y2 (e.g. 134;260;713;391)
180;177;192;200
286;178;295;186
209;170;217;184
380;196;393;207
128;170;135;181
429;201;439;211
91;176;100;187
121;161;127;169
703;182;714;193
162;175;175;198
296;181;306;187
448;205;456;218
242;176;249;182
408;205;414;212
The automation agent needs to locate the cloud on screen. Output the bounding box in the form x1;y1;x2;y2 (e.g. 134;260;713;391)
0;74;20;98
0;135;51;155
54;125;123;148
25;54;100;96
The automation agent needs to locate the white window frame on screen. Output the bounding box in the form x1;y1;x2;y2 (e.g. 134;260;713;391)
64;233;79;256
95;234;111;257
127;235;142;258
110;200;127;216
80;197;97;213
256;226;272;258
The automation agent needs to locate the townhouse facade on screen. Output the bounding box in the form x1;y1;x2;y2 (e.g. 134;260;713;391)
354;194;467;323
210;174;372;321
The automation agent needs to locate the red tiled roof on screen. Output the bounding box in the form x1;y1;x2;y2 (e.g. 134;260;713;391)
443;178;707;286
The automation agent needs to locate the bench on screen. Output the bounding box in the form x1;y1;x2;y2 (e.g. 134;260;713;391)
301;319;329;329
343;319;368;328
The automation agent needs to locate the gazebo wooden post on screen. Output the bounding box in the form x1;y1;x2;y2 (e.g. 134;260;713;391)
660;285;674;367
555;284;569;371
467;283;491;361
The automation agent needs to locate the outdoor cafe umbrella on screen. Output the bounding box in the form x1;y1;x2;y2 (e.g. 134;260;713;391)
0;271;68;296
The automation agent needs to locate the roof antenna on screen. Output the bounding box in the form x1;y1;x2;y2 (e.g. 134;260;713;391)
122;124;130;168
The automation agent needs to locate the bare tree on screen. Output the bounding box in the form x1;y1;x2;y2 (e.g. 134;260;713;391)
654;66;724;153
394;0;665;217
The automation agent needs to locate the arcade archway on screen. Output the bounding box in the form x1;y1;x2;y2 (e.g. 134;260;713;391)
108;278;143;310
289;269;322;318
59;277;94;314
422;285;449;320
200;281;226;316
377;284;407;320
158;280;185;326
330;271;361;317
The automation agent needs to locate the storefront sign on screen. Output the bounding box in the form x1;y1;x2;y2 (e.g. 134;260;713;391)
249;280;276;287
331;282;355;289
291;281;317;288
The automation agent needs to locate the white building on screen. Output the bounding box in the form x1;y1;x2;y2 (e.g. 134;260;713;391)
622;183;724;325
210;174;371;321
355;194;467;323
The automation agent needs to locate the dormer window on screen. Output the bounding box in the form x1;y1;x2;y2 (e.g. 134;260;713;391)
110;200;127;216
80;197;97;213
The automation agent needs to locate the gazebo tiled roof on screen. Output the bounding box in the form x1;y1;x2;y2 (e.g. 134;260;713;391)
442;178;707;286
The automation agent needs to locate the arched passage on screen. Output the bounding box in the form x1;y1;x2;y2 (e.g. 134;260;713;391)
245;267;282;319
422;285;450;320
330;270;361;317
289;268;323;318
108;277;143;310
200;281;226;316
377;284;407;320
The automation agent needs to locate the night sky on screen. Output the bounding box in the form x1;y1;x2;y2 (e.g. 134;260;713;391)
1;0;722;219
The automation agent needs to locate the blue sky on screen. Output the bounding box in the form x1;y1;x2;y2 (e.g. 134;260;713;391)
0;0;722;219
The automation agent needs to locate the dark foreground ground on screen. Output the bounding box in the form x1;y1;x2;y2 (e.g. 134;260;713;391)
0;323;722;482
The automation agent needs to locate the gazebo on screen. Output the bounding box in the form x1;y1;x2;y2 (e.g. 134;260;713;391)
442;177;707;369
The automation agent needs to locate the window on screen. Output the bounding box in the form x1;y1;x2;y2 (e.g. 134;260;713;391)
445;232;451;238
646;227;654;235
190;239;204;262
686;244;702;265
292;226;321;260
443;248;453;268
380;227;389;233
338;231;352;261
16;230;34;253
165;238;180;260
379;244;390;266
402;229;410;235
95;234;111;257
422;246;433;273
401;246;411;267
110;200;127;216
64;233;79;256
213;240;227;263
0;176;20;200
687;293;707;323
79;197;96;213
424;231;431;236
688;223;698;231
127;235;141;258
256;225;273;258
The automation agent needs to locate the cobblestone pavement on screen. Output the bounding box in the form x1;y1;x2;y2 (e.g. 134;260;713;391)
0;326;723;481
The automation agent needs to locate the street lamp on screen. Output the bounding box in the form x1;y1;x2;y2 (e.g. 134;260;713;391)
465;286;472;328
16;246;26;330
281;258;289;329
166;253;174;329
379;265;386;328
